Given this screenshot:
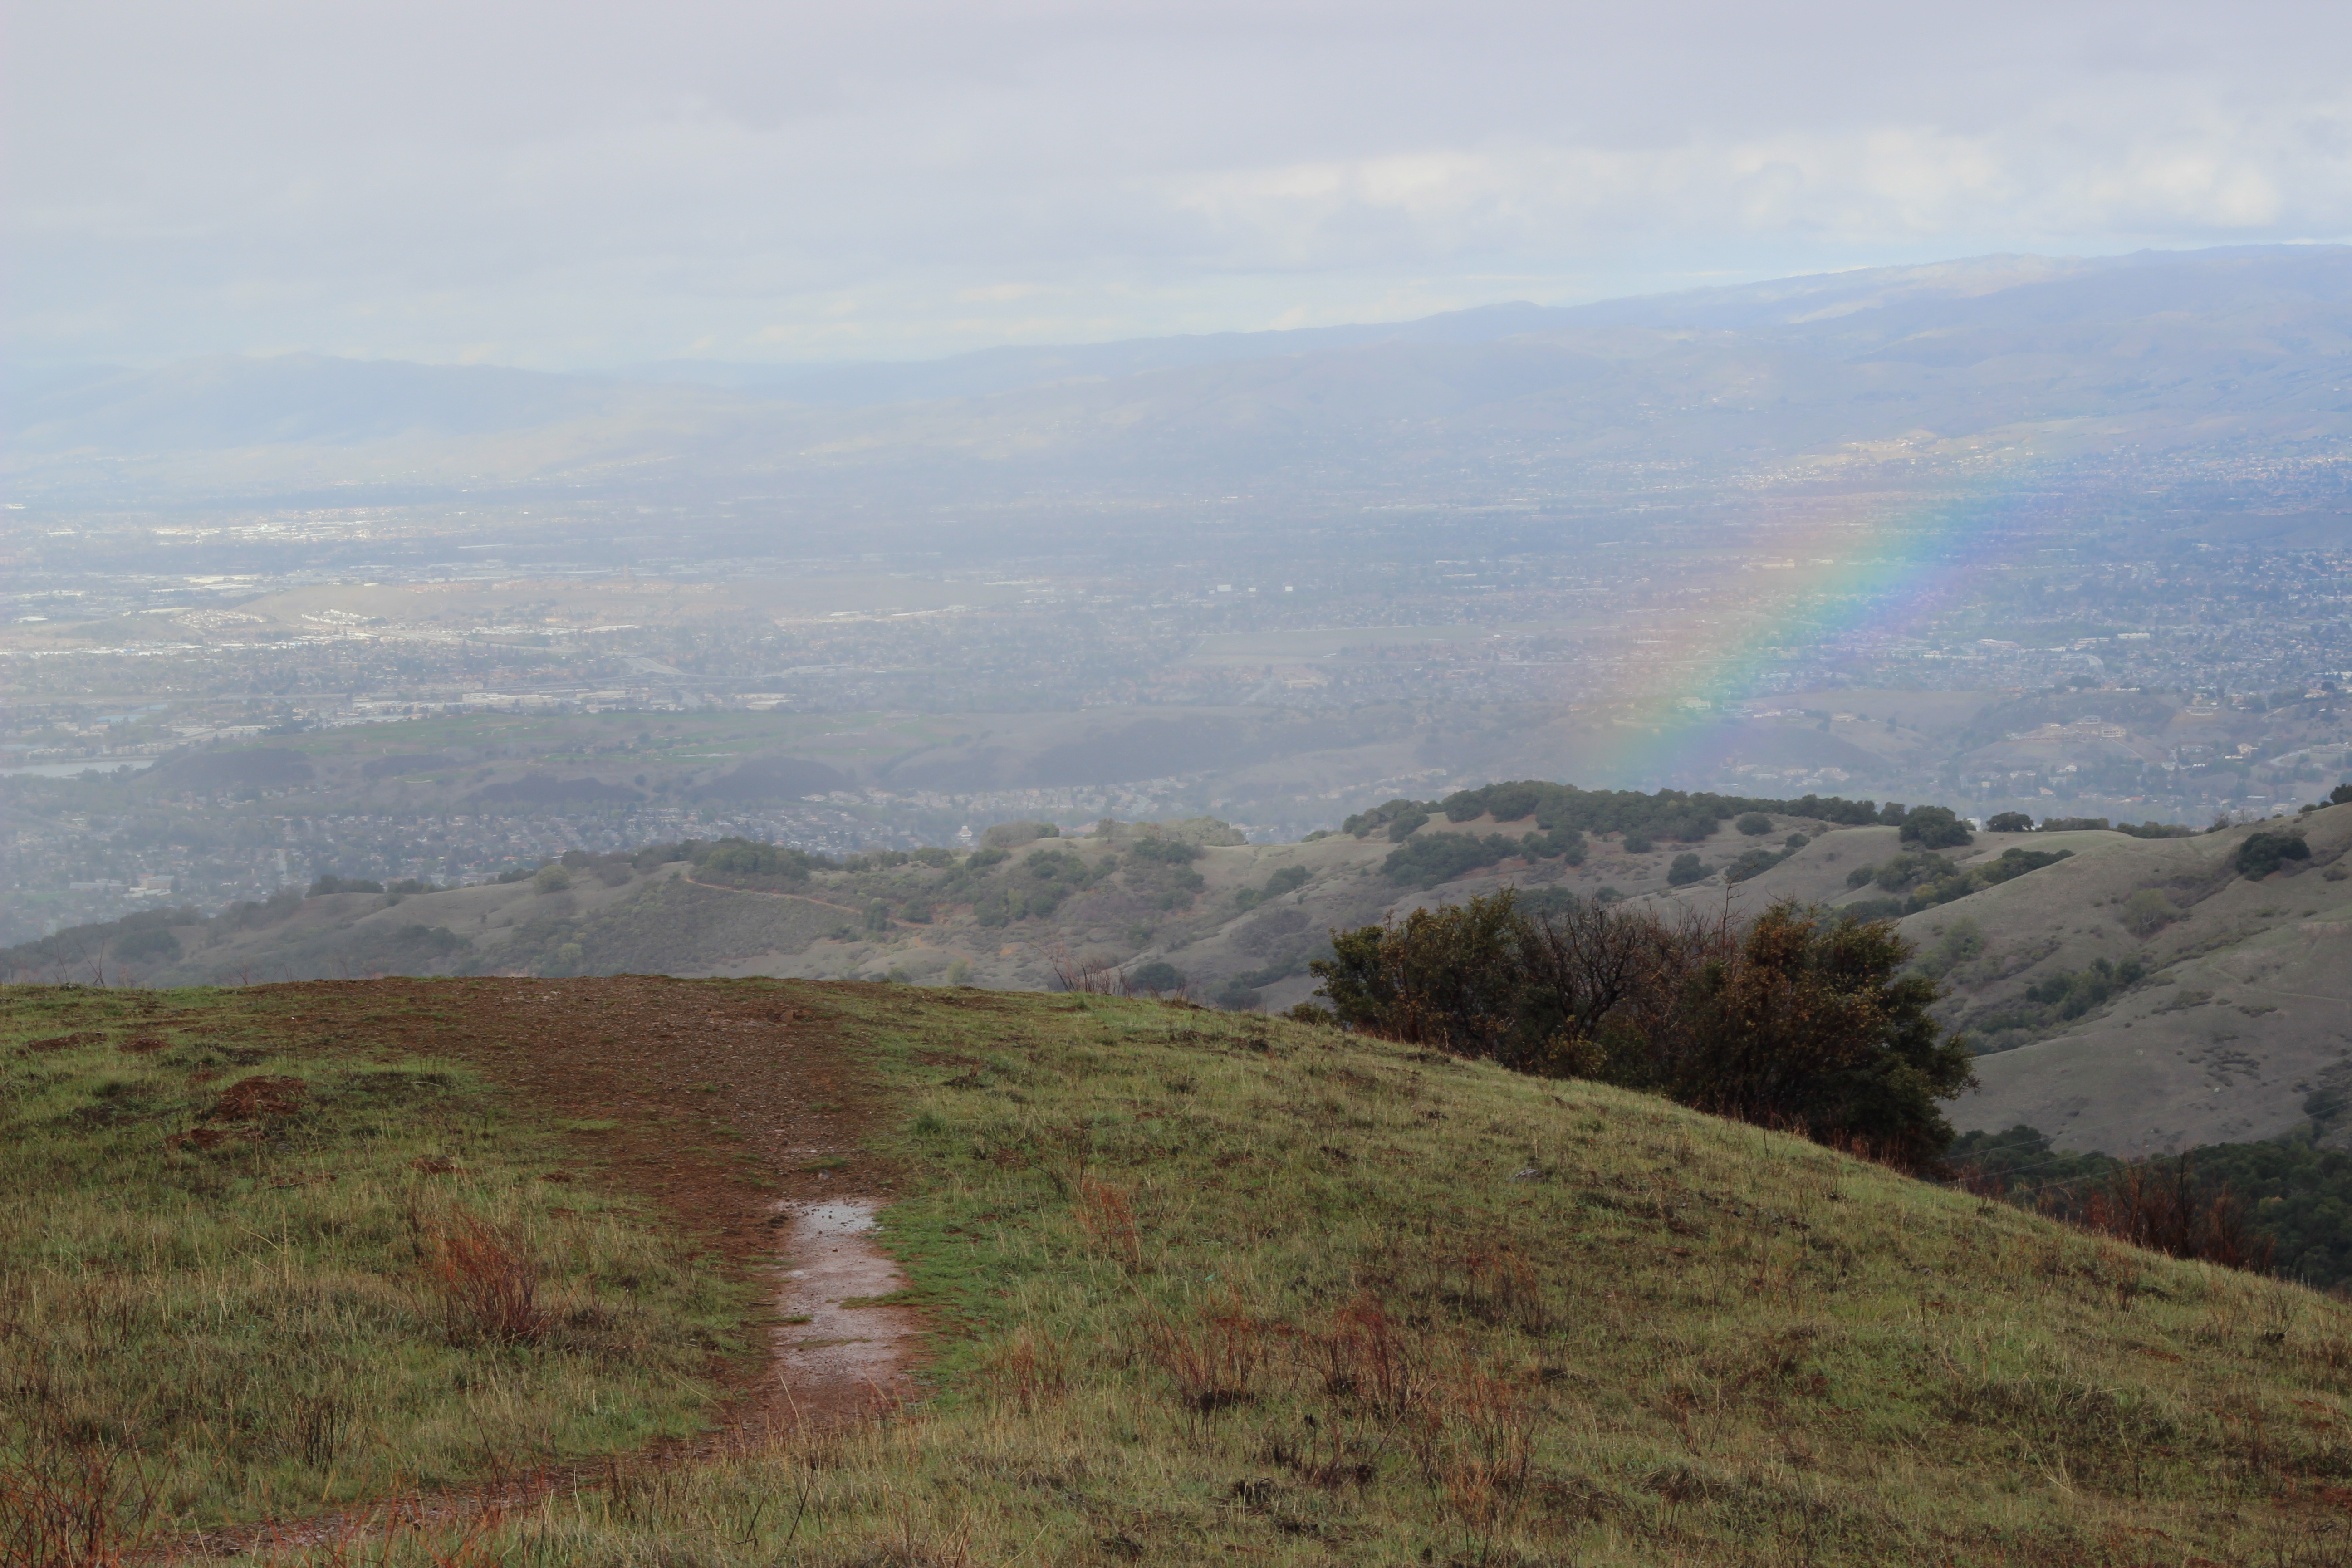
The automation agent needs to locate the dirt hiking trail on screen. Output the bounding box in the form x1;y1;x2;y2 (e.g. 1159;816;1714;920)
175;975;918;1558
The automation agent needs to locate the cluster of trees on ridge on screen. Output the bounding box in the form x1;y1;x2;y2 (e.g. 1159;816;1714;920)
1333;783;1990;890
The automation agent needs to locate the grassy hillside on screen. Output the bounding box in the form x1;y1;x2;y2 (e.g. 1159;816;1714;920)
0;984;762;1536
1924;808;2352;1156
14;979;2351;1565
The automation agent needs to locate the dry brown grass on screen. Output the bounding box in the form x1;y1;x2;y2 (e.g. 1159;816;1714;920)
418;1214;549;1347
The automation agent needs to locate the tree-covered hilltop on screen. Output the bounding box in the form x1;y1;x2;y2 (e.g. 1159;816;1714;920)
1339;781;1902;846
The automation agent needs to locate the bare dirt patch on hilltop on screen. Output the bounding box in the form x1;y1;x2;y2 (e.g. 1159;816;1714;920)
263;974;915;1432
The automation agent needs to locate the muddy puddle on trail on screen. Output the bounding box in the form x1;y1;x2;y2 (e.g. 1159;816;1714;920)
769;1199;925;1422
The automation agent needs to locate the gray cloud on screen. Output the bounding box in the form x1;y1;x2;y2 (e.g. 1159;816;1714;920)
10;0;2351;368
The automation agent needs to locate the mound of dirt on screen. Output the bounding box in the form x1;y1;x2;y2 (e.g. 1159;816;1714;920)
210;1075;308;1120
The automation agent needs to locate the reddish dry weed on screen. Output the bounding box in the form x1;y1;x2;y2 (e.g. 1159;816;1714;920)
421;1215;547;1346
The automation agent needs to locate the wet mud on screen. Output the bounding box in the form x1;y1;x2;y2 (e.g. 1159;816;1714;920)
770;1199;925;1422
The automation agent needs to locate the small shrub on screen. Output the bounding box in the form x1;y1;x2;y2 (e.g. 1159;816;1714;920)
1725;846;1795;884
1214;980;1264;1011
424;1215;548;1346
1912;917;1985;980
2021;954;2147;1020
1313;895;1524;1062
1128;960;1185;995
1146;1304;1269;1421
1385;809;1432;843
2121;889;2180;937
1666;853;1711;887
1869;852;1950;893
1075;1178;1143;1272
0;1443;162;1568
1735;813;1773;836
1236;865;1311;909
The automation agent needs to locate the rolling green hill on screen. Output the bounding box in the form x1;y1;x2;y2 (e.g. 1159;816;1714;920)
9;978;2350;1565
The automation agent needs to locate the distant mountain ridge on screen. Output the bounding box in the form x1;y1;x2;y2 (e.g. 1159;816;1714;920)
7;245;2348;508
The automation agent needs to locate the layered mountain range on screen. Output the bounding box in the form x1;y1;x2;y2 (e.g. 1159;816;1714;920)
11;246;2349;540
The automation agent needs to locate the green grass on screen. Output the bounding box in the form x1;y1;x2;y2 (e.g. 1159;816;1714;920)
239;985;2352;1567
0;986;755;1533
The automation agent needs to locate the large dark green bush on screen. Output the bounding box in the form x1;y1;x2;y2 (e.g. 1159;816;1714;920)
1311;892;1973;1165
1314;896;1527;1065
1899;805;1973;850
1620;904;1972;1165
1236;864;1311;910
2236;831;2311;880
1382;832;1522;888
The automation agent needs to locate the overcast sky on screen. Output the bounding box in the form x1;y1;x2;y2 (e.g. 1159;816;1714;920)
10;0;2351;370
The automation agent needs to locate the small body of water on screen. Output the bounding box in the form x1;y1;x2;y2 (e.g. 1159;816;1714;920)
0;758;159;779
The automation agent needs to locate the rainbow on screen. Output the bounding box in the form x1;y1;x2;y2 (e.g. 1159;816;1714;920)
1583;466;2052;789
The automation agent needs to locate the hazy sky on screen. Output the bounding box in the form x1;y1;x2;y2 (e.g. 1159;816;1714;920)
11;0;2351;369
